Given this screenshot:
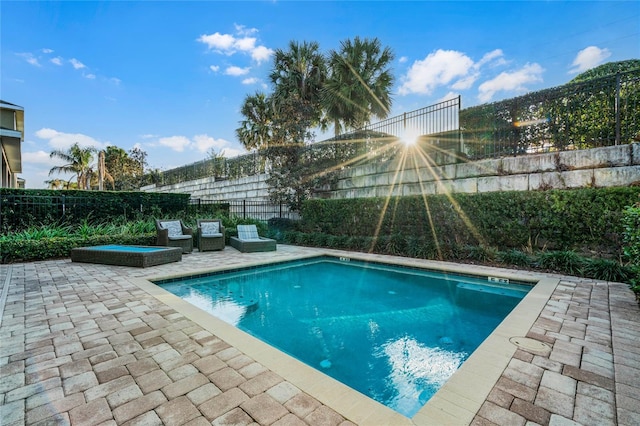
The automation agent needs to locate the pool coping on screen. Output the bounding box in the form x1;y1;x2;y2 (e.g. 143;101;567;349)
130;251;558;425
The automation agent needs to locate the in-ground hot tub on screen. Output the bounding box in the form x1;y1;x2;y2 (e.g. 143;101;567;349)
71;245;182;268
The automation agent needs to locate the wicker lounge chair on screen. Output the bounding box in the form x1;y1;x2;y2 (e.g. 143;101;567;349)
197;219;225;252
230;224;276;253
155;219;193;253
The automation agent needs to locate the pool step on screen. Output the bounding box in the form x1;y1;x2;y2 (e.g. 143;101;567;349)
455;282;528;298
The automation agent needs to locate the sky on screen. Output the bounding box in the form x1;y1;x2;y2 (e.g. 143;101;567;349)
2;1;639;189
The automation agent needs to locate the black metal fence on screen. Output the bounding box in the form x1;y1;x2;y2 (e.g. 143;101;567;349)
460;69;640;159
150;69;639;187
1;193;294;232
149;98;462;186
189;199;299;221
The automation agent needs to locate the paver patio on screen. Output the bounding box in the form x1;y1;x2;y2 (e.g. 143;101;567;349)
1;245;639;425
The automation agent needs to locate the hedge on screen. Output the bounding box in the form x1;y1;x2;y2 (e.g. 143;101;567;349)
1;188;192;232
300;187;640;256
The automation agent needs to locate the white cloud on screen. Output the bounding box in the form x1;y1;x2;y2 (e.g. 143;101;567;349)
399;56;408;63
225;66;250;76
221;147;245;158
198;32;236;51
140;134;157;139
242;77;258;85
251;45;274;64
235;37;257;51
399;48;511;96
193;134;230;153
158;136;191;152
234;23;258;36
210;65;220;72
451;74;478;91
22;150;58;165
41;48;54;54
51;56;63;66
569;46;611;74
148;134;245;156
109;77;121;85
478;63;544;103
35;128;108;150
399;49;474;95
437;92;461;104
475;49;505;69
17;53;41;67
85;73;96;79
198;26;273;64
69;58;86;69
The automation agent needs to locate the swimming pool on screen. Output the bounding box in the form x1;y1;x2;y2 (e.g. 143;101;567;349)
156;256;531;417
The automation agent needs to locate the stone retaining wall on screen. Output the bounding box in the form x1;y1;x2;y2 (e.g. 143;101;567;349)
142;144;640;200
141;173;271;201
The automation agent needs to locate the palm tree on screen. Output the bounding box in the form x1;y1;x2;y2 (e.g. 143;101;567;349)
44;178;66;190
269;40;327;143
96;150;115;190
236;92;274;151
49;143;96;190
323;37;395;136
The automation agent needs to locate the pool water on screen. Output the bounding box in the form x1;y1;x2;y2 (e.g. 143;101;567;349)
84;245;165;252
158;256;530;417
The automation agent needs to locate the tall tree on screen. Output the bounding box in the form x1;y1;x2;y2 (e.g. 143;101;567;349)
269;40;326;144
264;41;327;209
44;178;67;190
127;147;148;188
323;37;395;136
102;146;147;190
236;92;274;151
49;143;96;190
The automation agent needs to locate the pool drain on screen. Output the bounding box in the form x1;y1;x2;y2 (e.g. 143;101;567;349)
509;336;552;356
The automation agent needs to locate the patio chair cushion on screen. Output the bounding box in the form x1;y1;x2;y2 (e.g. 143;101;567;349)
160;220;183;237
237;225;260;240
169;234;192;241
200;222;220;236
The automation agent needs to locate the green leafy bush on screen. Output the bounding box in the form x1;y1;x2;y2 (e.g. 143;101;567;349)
464;245;498;262
300;187;640;255
498;249;532;267
582;258;632;282
622;204;640;265
535;250;585;275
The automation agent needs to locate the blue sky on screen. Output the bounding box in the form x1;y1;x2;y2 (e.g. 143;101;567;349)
2;1;638;188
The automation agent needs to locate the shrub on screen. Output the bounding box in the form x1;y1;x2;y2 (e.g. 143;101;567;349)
498;249;532;267
464;245;498;262
385;234;407;255
622;204;640;265
300;187;640;256
582;258;631;282
535;250;585;275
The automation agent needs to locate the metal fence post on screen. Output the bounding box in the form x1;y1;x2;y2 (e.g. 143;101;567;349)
615;72;621;146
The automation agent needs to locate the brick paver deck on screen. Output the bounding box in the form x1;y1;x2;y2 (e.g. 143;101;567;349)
1;245;639;425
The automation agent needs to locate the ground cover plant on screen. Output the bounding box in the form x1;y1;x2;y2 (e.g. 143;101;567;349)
0;213;265;263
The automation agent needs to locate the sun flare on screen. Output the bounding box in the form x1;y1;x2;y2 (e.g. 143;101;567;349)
401;126;421;146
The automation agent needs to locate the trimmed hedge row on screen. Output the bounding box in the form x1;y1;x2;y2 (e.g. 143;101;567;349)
300;187;640;256
1;188;192;232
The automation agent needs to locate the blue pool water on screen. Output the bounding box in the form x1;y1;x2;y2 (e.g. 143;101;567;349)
86;245;165;252
157;256;530;417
